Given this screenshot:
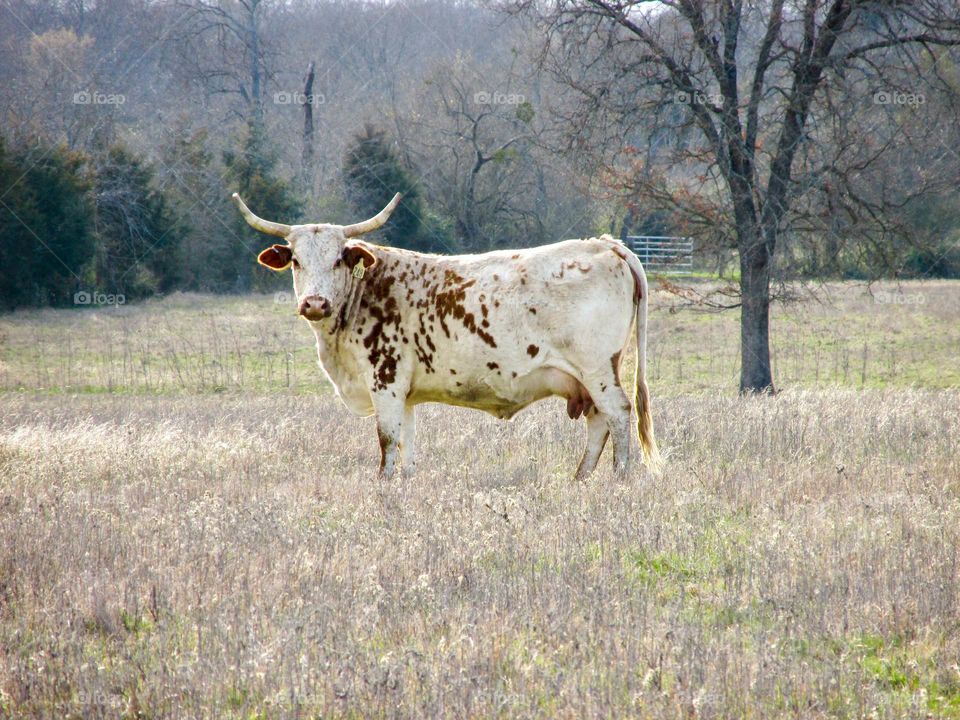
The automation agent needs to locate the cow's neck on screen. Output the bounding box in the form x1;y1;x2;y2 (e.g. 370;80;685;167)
309;279;372;389
309;318;372;413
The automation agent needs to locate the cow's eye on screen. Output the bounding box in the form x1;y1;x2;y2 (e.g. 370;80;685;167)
291;258;301;269
333;258;342;268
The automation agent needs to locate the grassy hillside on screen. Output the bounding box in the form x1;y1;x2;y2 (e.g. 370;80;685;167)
1;281;958;395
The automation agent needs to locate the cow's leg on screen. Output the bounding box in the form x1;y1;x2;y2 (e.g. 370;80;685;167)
604;400;633;478
581;379;635;478
373;393;406;481
399;404;417;477
574;406;609;481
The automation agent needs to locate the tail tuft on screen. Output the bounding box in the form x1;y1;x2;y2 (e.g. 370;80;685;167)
636;373;661;473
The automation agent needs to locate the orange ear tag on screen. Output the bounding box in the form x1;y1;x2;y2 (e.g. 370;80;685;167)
352;259;366;279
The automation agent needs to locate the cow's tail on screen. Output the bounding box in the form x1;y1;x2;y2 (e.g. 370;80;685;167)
634;270;661;473
615;245;661;473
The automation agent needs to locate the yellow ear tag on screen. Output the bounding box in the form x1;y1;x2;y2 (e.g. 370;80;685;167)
352;259;366;279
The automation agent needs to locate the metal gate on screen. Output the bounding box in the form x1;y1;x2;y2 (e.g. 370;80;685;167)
625;235;694;274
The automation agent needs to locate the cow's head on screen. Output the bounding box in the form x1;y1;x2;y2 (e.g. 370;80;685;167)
232;192;401;321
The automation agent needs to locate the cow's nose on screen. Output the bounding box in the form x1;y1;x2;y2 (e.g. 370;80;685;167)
298;295;331;320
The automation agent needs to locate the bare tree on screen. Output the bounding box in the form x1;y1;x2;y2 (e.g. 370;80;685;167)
399;54;589;250
512;0;960;392
173;0;277;122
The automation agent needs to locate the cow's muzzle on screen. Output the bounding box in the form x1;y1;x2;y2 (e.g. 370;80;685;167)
298;295;332;320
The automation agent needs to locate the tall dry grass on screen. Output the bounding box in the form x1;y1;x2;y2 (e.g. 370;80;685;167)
1;388;958;718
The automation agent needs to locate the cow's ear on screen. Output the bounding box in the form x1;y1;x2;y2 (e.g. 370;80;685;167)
258;244;293;271
342;243;377;272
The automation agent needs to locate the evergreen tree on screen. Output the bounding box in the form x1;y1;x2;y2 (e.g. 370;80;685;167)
899;192;960;278
343;125;426;250
93;146;186;299
0;139;95;308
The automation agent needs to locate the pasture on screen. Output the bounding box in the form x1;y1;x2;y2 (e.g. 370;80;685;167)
1;281;958;718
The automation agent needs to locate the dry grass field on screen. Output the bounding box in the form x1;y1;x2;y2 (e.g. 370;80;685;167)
1;281;959;718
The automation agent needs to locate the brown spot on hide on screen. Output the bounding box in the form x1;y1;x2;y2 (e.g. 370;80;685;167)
377;425;393;470
369;273;396;302
432;271;497;348
360;273;402;390
375;352;397;388
487;362;499;370
413;331;435;373
527;344;539;357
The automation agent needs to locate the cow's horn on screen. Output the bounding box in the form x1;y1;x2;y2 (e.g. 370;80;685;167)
232;193;292;238
342;193;402;237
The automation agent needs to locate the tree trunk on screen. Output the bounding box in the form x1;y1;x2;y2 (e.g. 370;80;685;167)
248;0;262;122
739;237;774;393
728;163;774;394
301;61;315;187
